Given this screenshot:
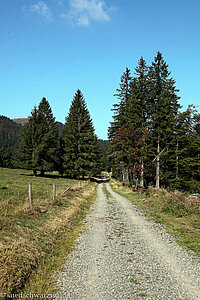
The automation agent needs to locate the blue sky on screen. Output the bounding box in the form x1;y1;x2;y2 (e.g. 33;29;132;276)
1;0;200;139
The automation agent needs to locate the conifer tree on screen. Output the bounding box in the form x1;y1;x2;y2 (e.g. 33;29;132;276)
17;98;60;175
108;68;132;140
126;57;149;186
63;89;102;178
36;97;61;175
126;57;148;129
108;68;132;183
147;52;180;188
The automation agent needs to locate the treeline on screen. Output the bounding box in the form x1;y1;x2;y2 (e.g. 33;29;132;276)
0;116;22;168
108;52;200;192
1;90;104;178
0;116;22;149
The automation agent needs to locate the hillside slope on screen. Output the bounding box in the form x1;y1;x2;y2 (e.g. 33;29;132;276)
0;116;22;149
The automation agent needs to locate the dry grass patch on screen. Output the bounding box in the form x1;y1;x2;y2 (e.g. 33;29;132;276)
0;239;42;293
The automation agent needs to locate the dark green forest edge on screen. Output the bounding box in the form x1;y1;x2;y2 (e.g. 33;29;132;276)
0;51;199;189
108;52;200;192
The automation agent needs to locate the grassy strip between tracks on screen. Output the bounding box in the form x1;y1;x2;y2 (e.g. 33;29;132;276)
0;168;97;296
110;179;200;258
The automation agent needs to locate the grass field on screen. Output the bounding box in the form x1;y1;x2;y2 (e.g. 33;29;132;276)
110;179;200;258
0;168;97;295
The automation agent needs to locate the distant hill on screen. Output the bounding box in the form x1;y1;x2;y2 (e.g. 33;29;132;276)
12;118;28;126
12;118;64;136
0;116;22;149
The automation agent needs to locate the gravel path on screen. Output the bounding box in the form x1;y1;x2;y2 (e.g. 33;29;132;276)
54;182;200;300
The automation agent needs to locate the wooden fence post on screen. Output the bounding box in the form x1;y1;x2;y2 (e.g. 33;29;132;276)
29;183;33;208
53;183;56;202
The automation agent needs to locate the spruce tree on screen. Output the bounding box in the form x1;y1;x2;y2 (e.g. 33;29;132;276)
125;57;149;186
17;98;60;176
36;97;61;176
108;68;132;183
63;89;102;178
147;52;180;188
126;57;148;129
108;68;132;140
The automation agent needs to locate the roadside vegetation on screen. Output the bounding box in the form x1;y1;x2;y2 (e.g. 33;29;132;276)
0;167;97;295
110;179;200;257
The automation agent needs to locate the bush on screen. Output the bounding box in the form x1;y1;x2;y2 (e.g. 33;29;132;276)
188;180;200;193
169;177;190;191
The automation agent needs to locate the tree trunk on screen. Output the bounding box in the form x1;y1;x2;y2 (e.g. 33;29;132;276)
135;177;139;190
125;168;129;185
156;136;160;188
176;139;179;178
121;163;127;184
132;172;136;190
40;170;45;177
122;168;125;183
140;157;144;187
128;169;133;186
33;169;37;176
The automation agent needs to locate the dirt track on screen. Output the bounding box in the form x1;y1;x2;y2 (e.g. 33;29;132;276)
54;182;200;299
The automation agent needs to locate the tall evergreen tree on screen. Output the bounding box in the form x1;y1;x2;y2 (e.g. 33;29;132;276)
126;57;149;186
108;68;132;184
126;57;148;129
63;89;102;178
36;97;61;176
109;59;149;186
147;52;180;188
17;98;60;175
108;68;132;140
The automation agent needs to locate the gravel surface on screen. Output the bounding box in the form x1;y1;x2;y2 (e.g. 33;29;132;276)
54;182;200;300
